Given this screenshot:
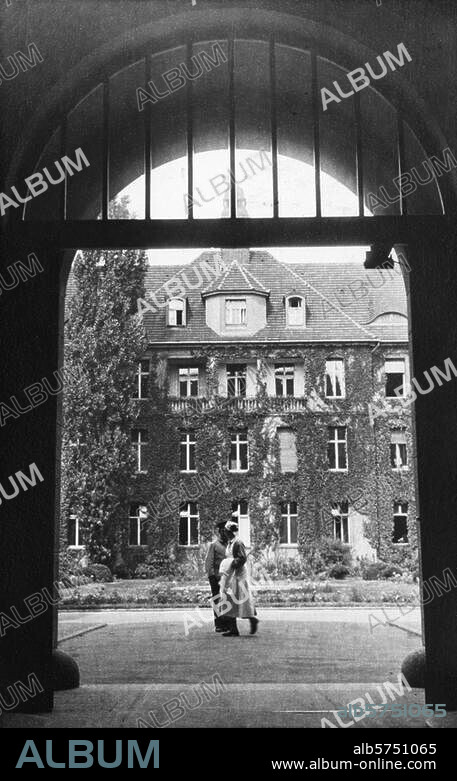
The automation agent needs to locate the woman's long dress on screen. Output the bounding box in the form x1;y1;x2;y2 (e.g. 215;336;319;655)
221;537;256;619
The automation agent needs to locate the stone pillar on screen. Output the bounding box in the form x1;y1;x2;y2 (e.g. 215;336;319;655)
398;235;457;707
0;239;78;710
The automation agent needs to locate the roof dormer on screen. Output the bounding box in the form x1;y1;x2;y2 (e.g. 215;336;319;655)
201;257;269;336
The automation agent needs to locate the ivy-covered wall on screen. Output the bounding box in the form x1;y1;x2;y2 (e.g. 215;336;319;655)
123;342;416;572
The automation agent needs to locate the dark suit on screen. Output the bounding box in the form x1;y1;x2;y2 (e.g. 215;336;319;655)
205;539;229;629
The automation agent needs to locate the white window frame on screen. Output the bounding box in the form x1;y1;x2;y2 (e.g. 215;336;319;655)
390;430;408;470
132;428;148;473
179;367;199;397
392;501;409;544
129;504;148;547
228;431;249;472
286;295;305;327
227;364;247;397
331;502;349;543
325;359;345;398
136;359;149;399
68;514;85;549
279;501;298;546
225;297;247;326
168;298;186;326
275;364;295;397
385;359;406;398
232;500;251;548
327;426;348;471
179;502;200;547
180;431;196;473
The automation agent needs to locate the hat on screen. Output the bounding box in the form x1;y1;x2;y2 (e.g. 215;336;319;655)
215;521;226;530
225;521;238;533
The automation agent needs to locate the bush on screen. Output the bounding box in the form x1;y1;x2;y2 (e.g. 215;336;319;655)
304;537;352;576
276;557;305;579
135;551;175;579
362;561;388;580
113;561;132;580
82;563;113;582
328;563;351;579
134;563;156;579
250;545;280;578
174;546;209;580
386;545;418;572
382;565;404;579
350;585;365;602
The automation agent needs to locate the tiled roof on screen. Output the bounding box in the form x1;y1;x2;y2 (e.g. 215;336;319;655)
202;259;269;297
142;249;408;344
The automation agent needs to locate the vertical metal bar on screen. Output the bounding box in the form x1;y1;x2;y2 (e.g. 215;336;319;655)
102;78;110;221
60;118;67;221
186;41;194;221
354;91;364;217
228;37;236;219
311;51;322;218
397;115;407;216
270;38;279;219
144;55;152;220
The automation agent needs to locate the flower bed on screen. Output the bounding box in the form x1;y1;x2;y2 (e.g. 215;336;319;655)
59;577;419;608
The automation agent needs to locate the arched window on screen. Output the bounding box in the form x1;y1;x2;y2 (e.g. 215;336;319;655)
286;295;305;327
167;298;186;327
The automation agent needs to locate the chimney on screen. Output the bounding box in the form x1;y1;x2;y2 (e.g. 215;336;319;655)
221;184;249;218
221;248;250;266
220;184;250;264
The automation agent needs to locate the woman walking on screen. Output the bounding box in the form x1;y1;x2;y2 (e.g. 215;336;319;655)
219;520;259;637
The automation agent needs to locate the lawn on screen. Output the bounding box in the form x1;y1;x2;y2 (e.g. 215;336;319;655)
59;576;419;608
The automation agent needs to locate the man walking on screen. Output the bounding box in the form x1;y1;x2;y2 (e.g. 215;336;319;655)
205;521;230;632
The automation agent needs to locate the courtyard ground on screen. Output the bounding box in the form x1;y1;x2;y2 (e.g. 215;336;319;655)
5;606;457;729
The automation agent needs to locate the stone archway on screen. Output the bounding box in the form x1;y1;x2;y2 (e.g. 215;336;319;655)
1;5;457;712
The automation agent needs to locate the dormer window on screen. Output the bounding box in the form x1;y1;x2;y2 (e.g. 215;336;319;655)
225;297;247;326
167;298;186;326
286;296;305;327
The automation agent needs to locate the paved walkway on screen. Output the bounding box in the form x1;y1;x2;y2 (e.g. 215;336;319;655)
4;607;455;728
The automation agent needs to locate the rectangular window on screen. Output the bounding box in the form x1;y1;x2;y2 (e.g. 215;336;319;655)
225;298;247;326
136;359;149;399
390;429;408;469
392;501;409;543
280;501;298;545
232;499;251;547
332;501;349;543
275;364;295;396
129;504;148;546
131;428;148;473
179;367;199;397
168;298;185;326
228;431;249;472
325;359;345;398
179;502;199;546
68;514;86;547
180;431;196;472
227;364;247;397
278;427;297;472
327;426;348;471
385;359;405;397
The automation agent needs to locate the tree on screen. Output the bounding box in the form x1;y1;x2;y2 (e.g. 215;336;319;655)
61;197;148;570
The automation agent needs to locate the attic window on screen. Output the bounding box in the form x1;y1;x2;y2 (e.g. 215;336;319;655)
167;298;186;326
225;298;247;326
286;296;305;327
